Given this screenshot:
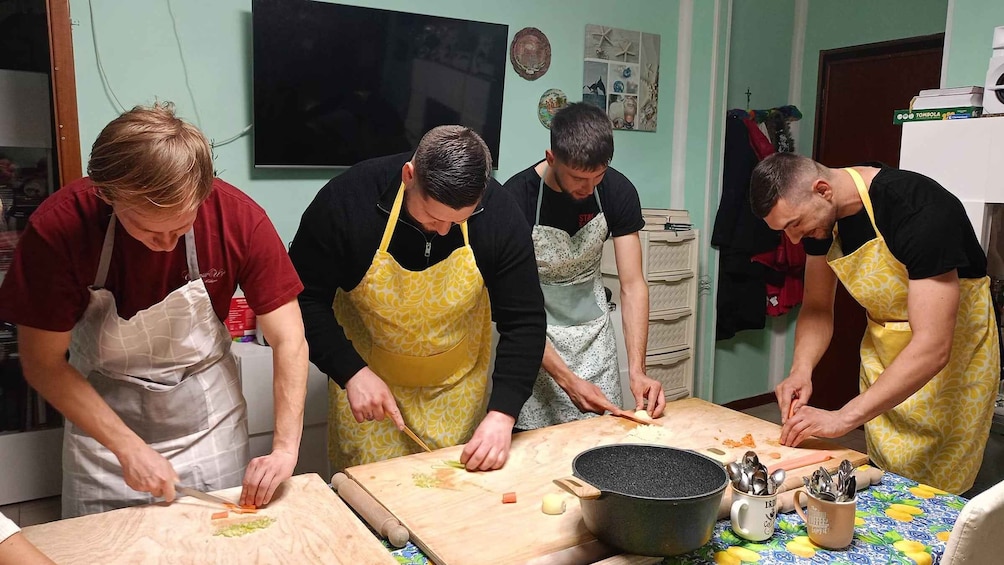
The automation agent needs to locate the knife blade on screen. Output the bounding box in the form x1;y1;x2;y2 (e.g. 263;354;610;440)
175;485;235;507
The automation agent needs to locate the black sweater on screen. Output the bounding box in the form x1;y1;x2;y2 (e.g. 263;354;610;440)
289;153;546;417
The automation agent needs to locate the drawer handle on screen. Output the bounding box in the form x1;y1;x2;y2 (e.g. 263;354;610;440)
650;309;690;322
648;271;693;283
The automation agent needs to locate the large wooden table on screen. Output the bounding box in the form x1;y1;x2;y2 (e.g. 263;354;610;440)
21;474;395;565
345;397;868;565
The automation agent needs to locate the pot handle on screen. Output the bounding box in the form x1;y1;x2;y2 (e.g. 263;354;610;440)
553;476;602;500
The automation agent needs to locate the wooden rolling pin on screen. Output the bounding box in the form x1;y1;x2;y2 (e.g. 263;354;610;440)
331;473;410;548
716;466;884;520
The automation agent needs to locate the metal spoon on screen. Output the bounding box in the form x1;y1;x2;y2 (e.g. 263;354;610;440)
742;451;759;471
842;475;857;502
738;470;752;493
770;468;786;492
727;462;741;484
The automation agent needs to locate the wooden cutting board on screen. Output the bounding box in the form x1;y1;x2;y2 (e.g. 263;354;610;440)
21;474;395;565
345;398;867;565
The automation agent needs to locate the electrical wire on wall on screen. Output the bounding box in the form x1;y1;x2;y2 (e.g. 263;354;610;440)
86;0;253;149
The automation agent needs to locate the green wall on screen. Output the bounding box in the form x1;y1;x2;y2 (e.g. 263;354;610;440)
944;0;1004;88
726;0;795;112
68;0;683;243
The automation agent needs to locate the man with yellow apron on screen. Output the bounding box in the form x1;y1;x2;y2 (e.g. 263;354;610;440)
503;103;665;429
290;126;545;472
751;152;999;494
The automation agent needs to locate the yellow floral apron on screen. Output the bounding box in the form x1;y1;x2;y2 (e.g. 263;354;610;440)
827;168;999;493
328;182;491;470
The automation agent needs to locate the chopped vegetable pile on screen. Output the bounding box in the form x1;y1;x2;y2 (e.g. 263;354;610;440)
213;516;276;538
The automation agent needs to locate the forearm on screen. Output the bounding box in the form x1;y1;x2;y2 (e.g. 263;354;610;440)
269;338;309;454
619;279;649;375
22;360;142;457
542;338;575;388
789;305;834;374
841;342;948;429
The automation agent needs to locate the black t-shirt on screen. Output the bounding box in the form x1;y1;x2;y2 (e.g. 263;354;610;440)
502;162;645;237
803;164;986;280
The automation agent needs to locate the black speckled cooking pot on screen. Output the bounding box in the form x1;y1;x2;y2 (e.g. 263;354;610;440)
567;444;728;557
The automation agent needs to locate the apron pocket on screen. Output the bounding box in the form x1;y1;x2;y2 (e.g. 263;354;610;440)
369;333;470;387
866;317;913;367
541;279;605;326
76;371;210;444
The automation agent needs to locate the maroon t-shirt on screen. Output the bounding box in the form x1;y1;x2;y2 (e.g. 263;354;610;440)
0;177;303;331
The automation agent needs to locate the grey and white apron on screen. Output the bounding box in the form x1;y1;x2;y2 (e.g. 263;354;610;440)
62;216;249;518
517;169;621;429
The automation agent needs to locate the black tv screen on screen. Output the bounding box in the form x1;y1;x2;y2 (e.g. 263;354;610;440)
252;0;508;168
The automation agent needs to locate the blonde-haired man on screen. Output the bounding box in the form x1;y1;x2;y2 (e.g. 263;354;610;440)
0;104;309;517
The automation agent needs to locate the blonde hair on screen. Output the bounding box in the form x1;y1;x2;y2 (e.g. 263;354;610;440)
87;102;213;213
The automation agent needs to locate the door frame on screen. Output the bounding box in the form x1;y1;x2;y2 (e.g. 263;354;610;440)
813;33;944;161
45;0;81;185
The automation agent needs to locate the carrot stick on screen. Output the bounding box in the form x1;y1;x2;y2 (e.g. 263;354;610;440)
211;511;229;520
239;504;257;511
502;492;517;504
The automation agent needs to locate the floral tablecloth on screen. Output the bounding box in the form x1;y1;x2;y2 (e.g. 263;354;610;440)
383;469;964;564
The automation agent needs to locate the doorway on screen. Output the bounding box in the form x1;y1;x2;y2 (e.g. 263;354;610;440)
809;34;944;410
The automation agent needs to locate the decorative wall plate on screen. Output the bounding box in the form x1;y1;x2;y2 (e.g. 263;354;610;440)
538;88;568;129
510;27;551;80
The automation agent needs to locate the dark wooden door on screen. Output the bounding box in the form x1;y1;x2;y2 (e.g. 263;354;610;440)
809;34;943;411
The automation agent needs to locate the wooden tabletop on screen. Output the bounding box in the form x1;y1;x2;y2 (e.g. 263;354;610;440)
21;474;395;565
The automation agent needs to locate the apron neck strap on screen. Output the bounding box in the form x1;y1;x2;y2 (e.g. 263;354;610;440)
381;182;469;251
843;167;880;235
94;215;200;288
536;165;603;226
94;215;117;289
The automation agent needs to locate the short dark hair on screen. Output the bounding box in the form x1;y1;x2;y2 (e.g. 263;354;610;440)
749;152;821;218
412;125;492;209
550;102;614;170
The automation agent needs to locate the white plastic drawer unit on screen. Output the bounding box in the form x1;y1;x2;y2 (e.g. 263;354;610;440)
601;230;698;278
646;307;693;354
647;348;693;399
603;271;694;315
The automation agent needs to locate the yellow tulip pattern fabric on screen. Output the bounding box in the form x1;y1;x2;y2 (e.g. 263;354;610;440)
826;168;998;493
328;182;491;470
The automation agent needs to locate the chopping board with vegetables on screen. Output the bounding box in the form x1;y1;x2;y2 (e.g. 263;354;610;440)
20;474;396;565
344;397;867;565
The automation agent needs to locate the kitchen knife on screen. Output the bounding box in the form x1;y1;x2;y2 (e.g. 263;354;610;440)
175;485;235;507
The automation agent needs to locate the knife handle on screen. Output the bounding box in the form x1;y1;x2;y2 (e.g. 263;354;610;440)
331;473;410;548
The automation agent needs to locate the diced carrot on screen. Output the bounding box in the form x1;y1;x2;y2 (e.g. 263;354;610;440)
211;511;229;520
501;492;517;504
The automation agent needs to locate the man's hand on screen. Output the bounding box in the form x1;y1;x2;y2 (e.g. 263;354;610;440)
629;371;666;418
559;374;620;415
240;448;297;507
116;443;179;502
460;411;515;471
779;405;853;447
775;369;814;424
344;367;405;429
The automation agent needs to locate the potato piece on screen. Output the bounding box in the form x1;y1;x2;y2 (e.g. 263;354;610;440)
634;409;652;420
541;493;566;515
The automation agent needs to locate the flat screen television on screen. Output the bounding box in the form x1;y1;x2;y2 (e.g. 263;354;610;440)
252;0;509;168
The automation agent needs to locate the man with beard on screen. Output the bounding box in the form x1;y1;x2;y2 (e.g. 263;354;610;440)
290;125;545;472
750;152;998;494
503;102;665;430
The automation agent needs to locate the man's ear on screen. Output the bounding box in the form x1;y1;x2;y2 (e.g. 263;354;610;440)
401;161;415;185
812;178;832;200
544;149;556;166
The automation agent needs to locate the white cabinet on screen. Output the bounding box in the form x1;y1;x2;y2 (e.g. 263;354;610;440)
899;116;1004;248
230;342;329;480
602;225;699;403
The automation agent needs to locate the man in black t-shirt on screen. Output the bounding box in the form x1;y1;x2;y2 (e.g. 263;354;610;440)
749;152;998;493
502;102;665;430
